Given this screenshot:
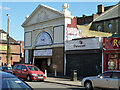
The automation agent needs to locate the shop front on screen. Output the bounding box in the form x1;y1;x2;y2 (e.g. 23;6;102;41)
103;37;120;72
65;37;102;77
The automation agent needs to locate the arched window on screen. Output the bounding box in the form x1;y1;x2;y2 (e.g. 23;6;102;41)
35;32;52;46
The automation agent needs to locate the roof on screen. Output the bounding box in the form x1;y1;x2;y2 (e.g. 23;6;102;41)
94;3;120;22
22;4;64;27
104;71;120;73
0;29;17;43
0;71;16;78
77;24;112;38
15;64;34;66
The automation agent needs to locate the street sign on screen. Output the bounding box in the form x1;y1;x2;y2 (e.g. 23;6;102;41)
53;65;57;69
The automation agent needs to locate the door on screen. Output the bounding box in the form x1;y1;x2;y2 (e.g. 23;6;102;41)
34;58;47;73
66;53;102;77
16;65;22;77
93;72;112;88
21;65;28;79
108;72;120;89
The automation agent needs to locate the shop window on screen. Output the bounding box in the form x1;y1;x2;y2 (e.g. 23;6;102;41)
107;54;118;70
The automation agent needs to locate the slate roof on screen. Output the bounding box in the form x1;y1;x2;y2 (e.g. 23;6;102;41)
94;3;120;22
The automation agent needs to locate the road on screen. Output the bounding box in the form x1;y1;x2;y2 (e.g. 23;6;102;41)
26;81;85;90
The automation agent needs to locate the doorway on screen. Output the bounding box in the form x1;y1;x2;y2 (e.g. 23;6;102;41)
34;58;47;72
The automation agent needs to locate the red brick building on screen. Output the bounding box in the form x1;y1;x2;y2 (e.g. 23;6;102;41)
0;30;24;66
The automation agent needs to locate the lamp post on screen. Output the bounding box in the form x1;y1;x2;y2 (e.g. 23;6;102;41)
6;14;10;65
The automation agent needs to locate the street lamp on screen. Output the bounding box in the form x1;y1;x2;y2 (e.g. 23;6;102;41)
6;14;10;65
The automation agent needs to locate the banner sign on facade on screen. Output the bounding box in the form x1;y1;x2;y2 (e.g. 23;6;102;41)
103;37;120;50
34;49;52;56
0;45;7;50
25;50;29;63
65;38;101;50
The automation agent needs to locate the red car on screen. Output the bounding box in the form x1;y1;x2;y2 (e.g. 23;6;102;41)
12;64;46;81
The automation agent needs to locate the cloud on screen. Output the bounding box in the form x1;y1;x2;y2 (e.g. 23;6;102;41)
0;5;2;9
0;5;10;10
4;7;10;10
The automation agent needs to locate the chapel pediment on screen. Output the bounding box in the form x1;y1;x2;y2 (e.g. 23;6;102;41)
22;4;64;27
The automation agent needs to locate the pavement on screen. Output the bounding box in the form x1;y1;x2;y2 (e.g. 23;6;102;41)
44;76;82;87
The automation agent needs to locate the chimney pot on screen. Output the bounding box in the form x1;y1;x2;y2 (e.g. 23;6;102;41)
97;5;104;14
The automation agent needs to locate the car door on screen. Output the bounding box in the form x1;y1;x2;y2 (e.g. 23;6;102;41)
13;65;18;75
93;72;112;88
16;65;22;77
21;65;28;79
107;72;120;89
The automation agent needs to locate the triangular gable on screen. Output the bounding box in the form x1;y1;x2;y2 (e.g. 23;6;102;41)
22;4;64;27
94;3;120;22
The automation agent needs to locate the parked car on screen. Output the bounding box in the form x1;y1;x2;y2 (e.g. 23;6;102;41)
12;64;46;81
2;66;12;73
0;66;3;71
1;71;32;89
81;71;120;90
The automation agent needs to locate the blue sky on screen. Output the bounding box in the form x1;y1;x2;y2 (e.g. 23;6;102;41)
1;2;118;41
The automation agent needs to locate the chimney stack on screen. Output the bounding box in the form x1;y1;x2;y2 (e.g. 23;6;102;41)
97;5;104;14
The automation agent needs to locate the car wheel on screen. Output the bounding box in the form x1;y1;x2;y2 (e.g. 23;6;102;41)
85;81;93;90
26;75;32;81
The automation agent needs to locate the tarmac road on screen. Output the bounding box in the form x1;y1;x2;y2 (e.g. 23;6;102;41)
26;81;85;90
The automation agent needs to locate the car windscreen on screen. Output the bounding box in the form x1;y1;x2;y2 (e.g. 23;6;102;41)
0;66;3;69
3;67;12;70
27;66;40;71
2;77;32;90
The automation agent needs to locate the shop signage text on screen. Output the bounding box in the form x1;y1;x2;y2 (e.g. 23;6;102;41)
34;49;52;56
113;39;120;47
103;37;120;50
73;41;85;48
65;38;101;50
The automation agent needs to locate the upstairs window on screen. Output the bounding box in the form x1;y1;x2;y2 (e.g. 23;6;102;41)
97;25;101;31
108;23;112;29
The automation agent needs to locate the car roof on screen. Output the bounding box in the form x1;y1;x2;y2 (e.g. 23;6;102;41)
104;71;120;73
0;71;16;78
15;64;34;66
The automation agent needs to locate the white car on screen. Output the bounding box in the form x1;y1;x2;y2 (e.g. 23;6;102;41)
81;71;120;90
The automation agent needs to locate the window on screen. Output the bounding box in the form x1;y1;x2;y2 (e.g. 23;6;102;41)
112;72;120;79
108;54;118;70
108;23;112;29
13;65;18;69
2;78;31;89
27;66;40;71
97;25;101;31
21;65;28;71
17;65;22;70
102;72;112;78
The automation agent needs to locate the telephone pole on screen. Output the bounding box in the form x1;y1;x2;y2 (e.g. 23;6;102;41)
6;14;10;65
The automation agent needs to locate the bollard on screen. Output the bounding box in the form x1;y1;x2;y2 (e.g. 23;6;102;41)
70;70;77;81
45;70;47;78
54;69;57;77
